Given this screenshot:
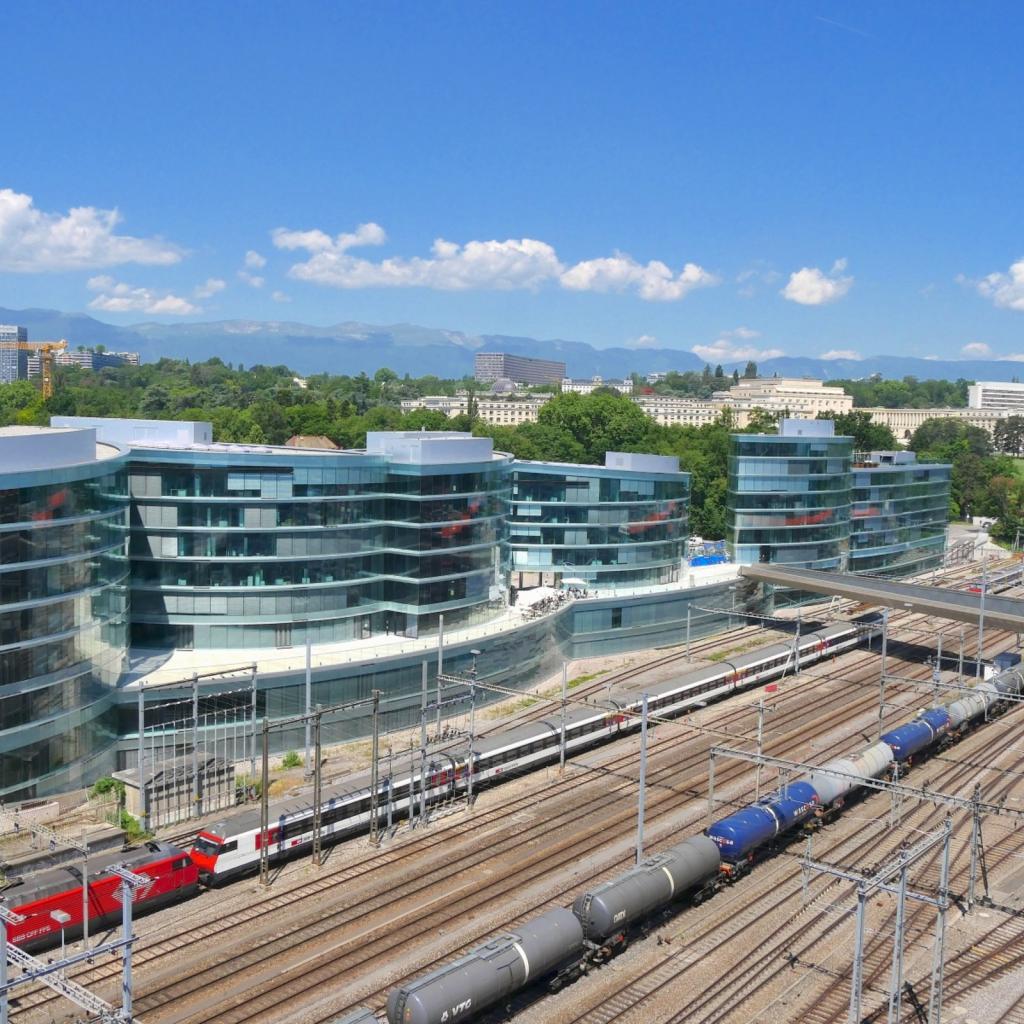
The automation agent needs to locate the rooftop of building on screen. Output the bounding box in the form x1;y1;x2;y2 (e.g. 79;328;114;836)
513;451;683;477
0;425;124;474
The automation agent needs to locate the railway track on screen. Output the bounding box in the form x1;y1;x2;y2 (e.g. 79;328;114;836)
556;696;1024;1024
557;704;1024;1024
12;557;1012;1022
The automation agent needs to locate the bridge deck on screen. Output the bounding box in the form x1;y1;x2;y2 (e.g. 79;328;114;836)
739;564;1024;633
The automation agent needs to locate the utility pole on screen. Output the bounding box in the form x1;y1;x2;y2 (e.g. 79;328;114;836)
304;633;312;779
312;705;322;868
419;663;428;825
249;663;258;785
137;686;148;832
976;563;987;678
369;690;381;844
435;614;444;739
259;718;270;887
849;881;868;1024
686;606;692;660
559;661;568;773
467;679;477;806
877;608;890;740
968;782;986;911
636;693;648;865
191;673;200;819
927;818;953;1024
958;624;965;684
887;847;910;1024
0;901;23;1024
753;692;775;801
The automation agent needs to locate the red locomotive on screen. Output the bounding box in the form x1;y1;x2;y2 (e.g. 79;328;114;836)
2;841;198;951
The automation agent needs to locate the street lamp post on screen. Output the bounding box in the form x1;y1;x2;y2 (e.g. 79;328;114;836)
49;909;71;974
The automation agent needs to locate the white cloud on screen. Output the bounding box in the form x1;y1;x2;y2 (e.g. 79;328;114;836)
692;327;783;364
0;187;182;272
820;349;862;360
86;275;199;315
971;259;1024;312
238;270;265;288
271;290;291;303
194;277;226;299
961;341;992;357
560;254;718;301
782;258;854;305
273;222;716;301
244;250;267;269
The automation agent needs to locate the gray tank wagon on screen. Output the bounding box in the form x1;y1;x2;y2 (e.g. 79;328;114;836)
572;835;720;945
386;907;584;1024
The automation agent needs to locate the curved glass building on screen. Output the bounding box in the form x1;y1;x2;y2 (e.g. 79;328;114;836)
507;452;689;589
54;421;510;649
849;451;951;576
0;426;128;799
727;420;854;571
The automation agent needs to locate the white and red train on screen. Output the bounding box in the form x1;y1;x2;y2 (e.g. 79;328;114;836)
3;616;879;948
190;617;880;884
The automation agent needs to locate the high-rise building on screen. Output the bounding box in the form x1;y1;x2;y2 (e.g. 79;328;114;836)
967;381;1024;411
0;325;28;384
27;348;141;375
727;419;854;575
474;352;566;385
848;451;951;577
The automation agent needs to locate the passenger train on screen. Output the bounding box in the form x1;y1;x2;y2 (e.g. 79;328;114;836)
191;617;880;883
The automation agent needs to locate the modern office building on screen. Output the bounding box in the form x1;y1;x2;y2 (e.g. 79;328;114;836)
0;324;29;384
2;417;760;798
55;419;510;649
507;453;689;589
848;451;952;577
474;352;566;385
968;380;1024;411
727;419;854;573
0;426;129;799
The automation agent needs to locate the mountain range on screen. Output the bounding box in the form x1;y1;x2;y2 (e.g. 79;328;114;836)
3;306;1023;384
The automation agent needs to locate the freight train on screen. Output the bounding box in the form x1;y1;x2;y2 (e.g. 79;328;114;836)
381;661;1024;1024
0;841;197;952
190;618;880;883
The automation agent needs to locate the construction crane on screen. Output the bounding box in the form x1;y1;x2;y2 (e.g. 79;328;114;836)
0;339;68;399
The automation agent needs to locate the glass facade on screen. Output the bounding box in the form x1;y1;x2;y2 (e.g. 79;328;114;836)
849;453;951;577
727;429;854;571
0;434;129;799
507;455;690;589
128;440;510;649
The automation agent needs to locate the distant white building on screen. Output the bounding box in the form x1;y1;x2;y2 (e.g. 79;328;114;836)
561;375;635;395
400;394;551;425
968;381;1024;411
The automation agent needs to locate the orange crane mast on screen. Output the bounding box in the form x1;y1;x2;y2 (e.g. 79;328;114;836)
0;339;68;399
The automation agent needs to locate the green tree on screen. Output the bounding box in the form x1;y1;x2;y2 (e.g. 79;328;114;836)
743;360;757;379
820;410;898;451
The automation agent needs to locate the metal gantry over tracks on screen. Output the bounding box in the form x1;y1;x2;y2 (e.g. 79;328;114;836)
0;864;150;1024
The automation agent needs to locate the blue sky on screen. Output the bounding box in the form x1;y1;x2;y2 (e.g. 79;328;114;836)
1;2;1022;363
